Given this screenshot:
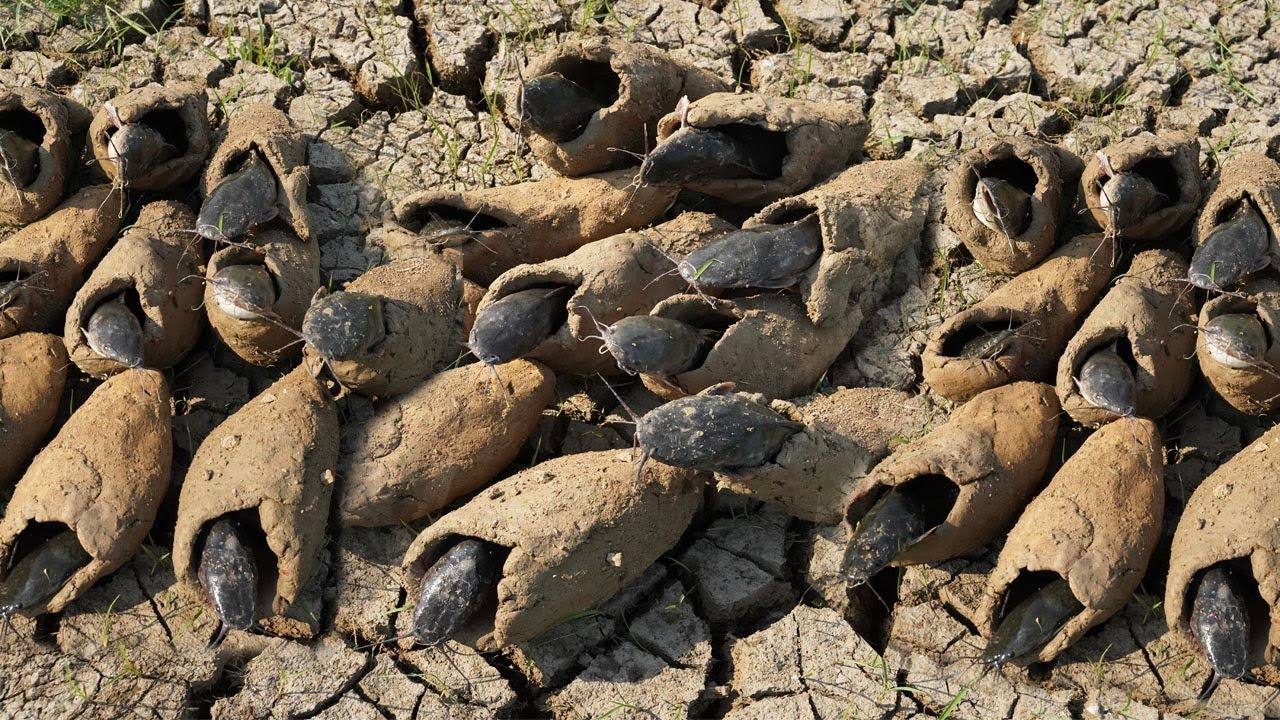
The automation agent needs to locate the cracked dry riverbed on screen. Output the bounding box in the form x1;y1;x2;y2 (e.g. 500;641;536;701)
4;0;1280;717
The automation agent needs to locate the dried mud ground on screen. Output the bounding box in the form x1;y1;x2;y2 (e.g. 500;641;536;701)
4;0;1280;717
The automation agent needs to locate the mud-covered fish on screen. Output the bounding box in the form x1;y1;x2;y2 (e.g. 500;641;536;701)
1097;169;1164;235
596;314;712;376
982;578;1082;666
640;126;776;186
0;129;38;188
107;124;175;185
84;296;145;368
197;517;258;647
0;530;90;624
1074;343;1136;417
519;72;605;142
469;286;571;365
197;153;278;243
1201;314;1268;370
634;391;803;474
972;177;1031;237
1189;203;1272;291
679;215;823;291
301;292;386;361
841;475;959;585
412;538;504;646
1189;564;1250;690
209;264;278;321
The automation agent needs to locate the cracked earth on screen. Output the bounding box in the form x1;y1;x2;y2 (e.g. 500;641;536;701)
4;0;1280;717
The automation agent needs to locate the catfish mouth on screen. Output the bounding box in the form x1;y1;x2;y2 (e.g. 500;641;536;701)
989;570;1077;662
845;473;960;532
527;58;621;143
3;522;83;583
0;268;43;313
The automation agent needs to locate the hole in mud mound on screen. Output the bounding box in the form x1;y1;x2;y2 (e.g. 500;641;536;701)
1110;335;1139;378
0;108;46;145
997;570;1065;625
400;204;510;234
540;58;621;112
140;108;190;156
939;319;1029;359
980;157;1039;195
5;521;81;580
1130;157;1182;207
713;123;788;180
896;473;961;527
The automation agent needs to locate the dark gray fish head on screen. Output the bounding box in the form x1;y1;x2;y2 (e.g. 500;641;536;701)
302;291;387;361
84;297;145;368
106;124;174;184
680;216;823;290
603;315;709;376
1202;314;1268;370
197;517;258;644
841;474;959;586
636;393;804;472
412;538;504;646
1075;345;1136;417
640;126;768;187
1189;564;1250;682
1190;204;1271;291
197;154;279;243
981;577;1082;667
0;129;38;189
519;72;603;142
972;177;1032;237
1098;172;1164;234
0;530;90;622
468;286;571;366
210;264;278;321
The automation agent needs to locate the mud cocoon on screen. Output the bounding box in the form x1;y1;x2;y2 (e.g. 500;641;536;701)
0;184;124;339
978;418;1163;663
0;333;67;486
749;159;927;327
922;232;1116;403
944;137;1083;274
173;366;339;616
1055;249;1194;426
338;359;555;527
89;82;211;191
304;257;463;396
201;103;313;243
843;382;1059;565
204;228;320;367
653;92;869;207
1080;132;1202;240
392;168;678;286
1192;152;1280;264
645;292;861;401
402;451;705;650
479;211;733;374
65;200;204;377
0;368;171;614
0;88;91;225
518;37;729;177
1196;280;1280;415
1166;419;1280;666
